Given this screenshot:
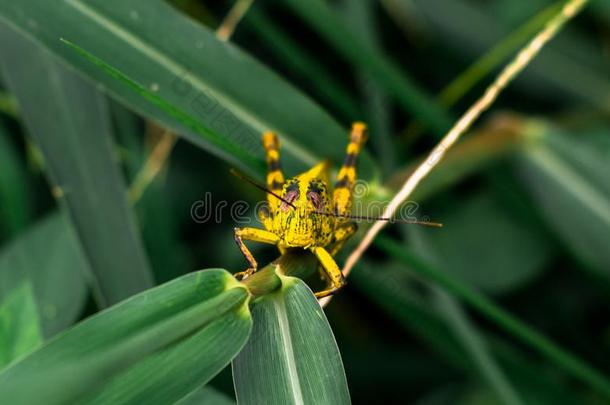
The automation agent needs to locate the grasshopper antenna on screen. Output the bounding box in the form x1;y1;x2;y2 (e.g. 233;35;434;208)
314;211;442;227
231;168;441;227
230;168;296;209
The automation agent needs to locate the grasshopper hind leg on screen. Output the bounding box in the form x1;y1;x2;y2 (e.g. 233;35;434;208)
332;122;368;217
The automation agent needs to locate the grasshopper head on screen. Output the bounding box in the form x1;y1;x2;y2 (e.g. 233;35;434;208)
276;161;334;247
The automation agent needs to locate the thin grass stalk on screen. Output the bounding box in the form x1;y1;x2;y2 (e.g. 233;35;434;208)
331;0;588;299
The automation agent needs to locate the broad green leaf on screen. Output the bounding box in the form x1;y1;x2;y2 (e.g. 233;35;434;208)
277;0;452;137
0;0;375;178
82;305;250;404
0;124;31;237
0;269;252;405
233;276;350;405
0;24;154;306
0;212;88;338
410;192;552;294
176;386;235;405
0;282;42;369
516;126;610;275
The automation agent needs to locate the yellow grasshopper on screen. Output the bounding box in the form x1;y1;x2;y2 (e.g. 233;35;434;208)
233;122;439;298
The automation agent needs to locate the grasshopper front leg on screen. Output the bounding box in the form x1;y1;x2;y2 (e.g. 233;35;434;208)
234;227;280;280
328;222;357;257
315;223;357;284
310;246;346;298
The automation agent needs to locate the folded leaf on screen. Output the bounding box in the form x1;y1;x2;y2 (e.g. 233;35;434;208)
0;269;252;405
233;276;350;405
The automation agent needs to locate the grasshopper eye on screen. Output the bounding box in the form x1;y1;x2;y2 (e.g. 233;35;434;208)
307;191;324;211
257;203;271;220
281;189;299;211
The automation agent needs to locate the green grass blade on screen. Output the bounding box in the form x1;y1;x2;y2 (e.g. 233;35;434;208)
278;0;453;136
0;212;88;339
0;282;42;369
437;1;563;107
592;1;610;24
379;219;524;405
0;24;154;306
375;235;610;398
111;102;191;283
351;262;470;369
386;117;526;203
430;287;522;405
342;0;397;175
413;0;610;108
60;38;263;176
233;276;350;405
244;8;361;122
410;192;552;294
0;90;17;117
351;262;583;404
0;0;375;177
0;124;31;237
0;269;251;405
516;125;610;275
